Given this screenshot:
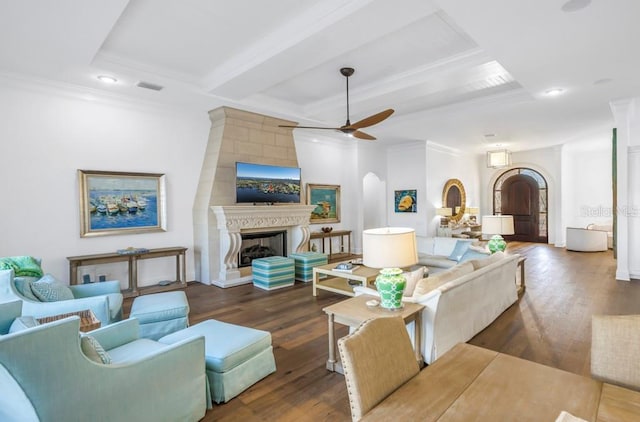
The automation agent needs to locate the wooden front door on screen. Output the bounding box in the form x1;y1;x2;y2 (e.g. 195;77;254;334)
500;174;543;242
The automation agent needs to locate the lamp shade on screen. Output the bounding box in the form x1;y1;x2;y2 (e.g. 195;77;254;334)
481;215;515;235
362;227;418;269
466;207;479;215
436;207;452;217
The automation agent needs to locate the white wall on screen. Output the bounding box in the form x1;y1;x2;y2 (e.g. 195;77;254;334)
0;81;210;287
561;133;613;235
387;142;427;234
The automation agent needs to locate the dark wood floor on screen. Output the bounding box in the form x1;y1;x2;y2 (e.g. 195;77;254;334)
124;242;640;421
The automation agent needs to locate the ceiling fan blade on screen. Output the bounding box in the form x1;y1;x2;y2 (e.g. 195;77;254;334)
349;109;395;130
278;124;340;130
352;130;376;140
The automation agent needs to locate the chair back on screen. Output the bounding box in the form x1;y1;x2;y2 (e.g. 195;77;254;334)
591;314;640;390
337;317;419;421
0;300;22;334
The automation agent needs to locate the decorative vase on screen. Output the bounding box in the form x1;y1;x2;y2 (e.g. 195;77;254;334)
375;268;406;310
488;235;507;253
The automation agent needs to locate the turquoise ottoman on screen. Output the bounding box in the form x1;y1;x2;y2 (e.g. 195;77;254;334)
129;291;190;340
289;252;328;282
158;319;276;403
252;256;294;290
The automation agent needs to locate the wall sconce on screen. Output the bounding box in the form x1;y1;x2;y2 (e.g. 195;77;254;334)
487;150;511;168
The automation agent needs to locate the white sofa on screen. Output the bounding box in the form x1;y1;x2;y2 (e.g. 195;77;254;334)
416;236;485;273
354;251;520;364
566;227;608;252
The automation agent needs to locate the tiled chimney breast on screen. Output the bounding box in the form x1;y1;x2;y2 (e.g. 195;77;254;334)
193;106;314;286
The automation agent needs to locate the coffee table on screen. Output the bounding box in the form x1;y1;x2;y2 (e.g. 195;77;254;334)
312;262;379;297
323;294;425;374
37;309;100;332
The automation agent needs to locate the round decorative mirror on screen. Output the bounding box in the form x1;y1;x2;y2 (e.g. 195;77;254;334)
442;179;466;222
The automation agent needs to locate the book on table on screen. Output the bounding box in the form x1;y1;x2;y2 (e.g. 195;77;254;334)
333;263;359;273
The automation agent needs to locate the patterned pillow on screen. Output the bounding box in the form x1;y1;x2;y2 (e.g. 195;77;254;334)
30;274;75;302
13;277;41;301
9;316;40;333
80;335;112;364
0;256;44;278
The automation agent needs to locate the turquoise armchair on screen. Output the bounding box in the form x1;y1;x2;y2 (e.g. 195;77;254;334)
0;269;122;325
0;301;209;422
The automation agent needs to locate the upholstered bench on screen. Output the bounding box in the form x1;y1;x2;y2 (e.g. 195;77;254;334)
129;291;189;340
158;319;276;403
251;256;295;290
289;252;328;282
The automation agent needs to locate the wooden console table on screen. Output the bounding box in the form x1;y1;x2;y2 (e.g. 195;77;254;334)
67;247;187;298
309;230;351;261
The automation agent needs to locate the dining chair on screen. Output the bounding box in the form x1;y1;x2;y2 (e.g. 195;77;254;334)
591;314;640;390
337;317;420;421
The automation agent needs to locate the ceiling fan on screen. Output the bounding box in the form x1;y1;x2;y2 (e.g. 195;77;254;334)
279;67;394;140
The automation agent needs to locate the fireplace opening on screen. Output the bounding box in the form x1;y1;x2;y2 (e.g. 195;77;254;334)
239;230;287;267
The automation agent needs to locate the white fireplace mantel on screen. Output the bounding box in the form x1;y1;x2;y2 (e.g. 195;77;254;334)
210;205;316;287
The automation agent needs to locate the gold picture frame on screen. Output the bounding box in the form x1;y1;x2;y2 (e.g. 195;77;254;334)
78;170;167;237
307;184;341;224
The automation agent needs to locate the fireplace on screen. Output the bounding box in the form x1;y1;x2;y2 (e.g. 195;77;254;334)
239;230;287;267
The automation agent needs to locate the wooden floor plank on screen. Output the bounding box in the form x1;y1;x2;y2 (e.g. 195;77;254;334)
121;242;640;421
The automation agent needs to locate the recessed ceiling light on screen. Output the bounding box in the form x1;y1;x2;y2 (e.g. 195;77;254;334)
97;75;118;84
561;0;591;12
544;88;565;97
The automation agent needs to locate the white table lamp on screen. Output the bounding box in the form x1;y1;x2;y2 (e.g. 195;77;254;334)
362;227;418;310
481;215;515;253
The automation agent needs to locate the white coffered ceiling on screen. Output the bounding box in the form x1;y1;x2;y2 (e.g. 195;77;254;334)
1;0;638;152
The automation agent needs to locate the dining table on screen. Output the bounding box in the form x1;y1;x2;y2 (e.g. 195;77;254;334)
361;343;640;421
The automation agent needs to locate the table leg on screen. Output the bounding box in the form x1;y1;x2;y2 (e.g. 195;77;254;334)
414;315;424;368
326;313;337;371
313;269;318;296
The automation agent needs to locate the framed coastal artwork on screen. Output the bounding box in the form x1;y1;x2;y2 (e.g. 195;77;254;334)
78;170;167;237
307;184;340;224
394;189;417;213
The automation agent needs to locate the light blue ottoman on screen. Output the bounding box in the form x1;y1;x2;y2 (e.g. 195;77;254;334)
129;291;190;340
158;319;276;403
252;256;295;290
289;252;328;282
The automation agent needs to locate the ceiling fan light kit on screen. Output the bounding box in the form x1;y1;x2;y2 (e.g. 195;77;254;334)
279;67;394;140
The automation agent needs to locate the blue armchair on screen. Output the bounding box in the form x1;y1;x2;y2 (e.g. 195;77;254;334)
0;301;209;422
0;269;122;325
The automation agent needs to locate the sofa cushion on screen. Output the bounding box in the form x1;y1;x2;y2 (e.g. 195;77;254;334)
107;339;167;363
0;256;43;278
433;237;473;257
448;240;471;262
9;316;40;334
402;266;426;297
12;277;40;301
469;251;505;270
80;335;112;364
412;261;474;298
459;247;490;263
31;274;75;302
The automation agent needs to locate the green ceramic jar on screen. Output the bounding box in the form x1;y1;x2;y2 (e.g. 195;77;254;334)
375;268;406;310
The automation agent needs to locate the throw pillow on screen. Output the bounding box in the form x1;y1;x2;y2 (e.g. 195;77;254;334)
0;256;44;278
470;251;505;270
31;274;75;302
402;266;426;297
8;316;40;334
80;335;112;364
12;277;41;301
459;248;490;263
448;240;471;262
412;262;474;298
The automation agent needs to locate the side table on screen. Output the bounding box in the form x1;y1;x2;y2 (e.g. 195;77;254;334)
323;295;424;374
517;256;526;294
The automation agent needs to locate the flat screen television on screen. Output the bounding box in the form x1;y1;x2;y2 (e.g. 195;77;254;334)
235;162;301;204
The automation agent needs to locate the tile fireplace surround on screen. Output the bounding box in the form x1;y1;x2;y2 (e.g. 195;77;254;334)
211;205;316;288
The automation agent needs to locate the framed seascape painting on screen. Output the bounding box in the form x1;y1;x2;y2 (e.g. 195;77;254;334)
394;189;417;213
78;170;167;237
307;184;341;224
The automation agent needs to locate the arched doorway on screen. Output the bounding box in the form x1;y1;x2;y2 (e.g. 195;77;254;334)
493;168;548;243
